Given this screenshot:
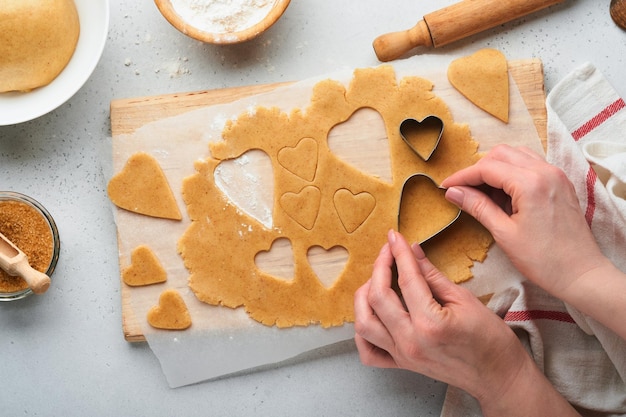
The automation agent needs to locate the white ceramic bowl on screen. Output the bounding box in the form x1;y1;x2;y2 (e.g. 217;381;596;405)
0;0;110;126
155;0;290;44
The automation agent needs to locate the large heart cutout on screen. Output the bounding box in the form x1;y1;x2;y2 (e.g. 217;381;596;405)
254;238;295;282
398;174;461;244
279;185;321;230
307;245;349;288
277;137;318;182
399;116;444;161
448;48;509;123
334;189;376;233
107;152;182;220
328;108;392;183
147;289;192;330
122;245;167;287
214;149;274;229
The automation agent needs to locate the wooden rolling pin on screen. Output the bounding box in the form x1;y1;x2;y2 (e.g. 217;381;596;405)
373;0;565;62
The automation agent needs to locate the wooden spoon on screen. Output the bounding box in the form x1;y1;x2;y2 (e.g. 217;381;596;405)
611;0;626;30
0;232;50;294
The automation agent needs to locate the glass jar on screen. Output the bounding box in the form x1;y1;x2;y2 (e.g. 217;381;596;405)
0;191;60;301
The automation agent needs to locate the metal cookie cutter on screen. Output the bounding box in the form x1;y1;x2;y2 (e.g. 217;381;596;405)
399;115;444;161
398;173;461;244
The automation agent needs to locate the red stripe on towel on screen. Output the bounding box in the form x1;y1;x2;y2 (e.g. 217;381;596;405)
571;98;626;141
504;310;576;324
585;167;598;225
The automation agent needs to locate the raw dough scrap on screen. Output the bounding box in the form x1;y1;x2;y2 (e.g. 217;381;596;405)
448;49;509;123
147;289;192;330
178;65;493;328
108;152;182;220
122;245;167;287
0;0;80;92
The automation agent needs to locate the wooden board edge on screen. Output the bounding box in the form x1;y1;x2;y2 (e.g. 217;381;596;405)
117;59;547;342
110;82;294;136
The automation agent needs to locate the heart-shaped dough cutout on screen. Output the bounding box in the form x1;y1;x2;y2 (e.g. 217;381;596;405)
277;138;318;182
147;289;192;330
254;238;295;282
334;189;376;233
307;245;349;289
122;245;167;287
398;174;461;244
214;149;274;229
399;116;444;161
107;152;182;220
448;48;509;123
279;185;321;230
328;108;392;183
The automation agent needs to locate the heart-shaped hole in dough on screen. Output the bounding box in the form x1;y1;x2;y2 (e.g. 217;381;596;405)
399;116;444;161
328;108;392;183
307;245;349;289
254;238;295;282
398;174;461;244
214;149;274;229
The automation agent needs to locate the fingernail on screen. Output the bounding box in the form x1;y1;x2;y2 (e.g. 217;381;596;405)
410;243;427;260
445;187;464;207
388;229;397;244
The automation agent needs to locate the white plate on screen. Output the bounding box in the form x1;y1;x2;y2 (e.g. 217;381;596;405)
0;0;110;126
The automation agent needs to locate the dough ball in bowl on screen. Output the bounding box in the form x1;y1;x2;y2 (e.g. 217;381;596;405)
0;0;80;93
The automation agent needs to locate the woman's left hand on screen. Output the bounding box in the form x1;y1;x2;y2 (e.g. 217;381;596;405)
354;230;527;402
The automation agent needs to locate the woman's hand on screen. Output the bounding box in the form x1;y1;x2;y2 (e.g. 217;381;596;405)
353;229;581;416
441;144;609;299
441;144;626;340
354;230;525;401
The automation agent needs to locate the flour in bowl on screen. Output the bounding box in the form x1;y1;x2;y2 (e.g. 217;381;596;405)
171;0;276;34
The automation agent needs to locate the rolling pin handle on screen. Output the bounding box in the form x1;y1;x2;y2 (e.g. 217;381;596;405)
373;20;433;62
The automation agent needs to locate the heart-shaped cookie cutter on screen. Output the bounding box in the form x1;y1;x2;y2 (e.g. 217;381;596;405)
398;173;461;244
399;115;444;161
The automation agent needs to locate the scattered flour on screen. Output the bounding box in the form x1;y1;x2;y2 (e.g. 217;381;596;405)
170;0;276;34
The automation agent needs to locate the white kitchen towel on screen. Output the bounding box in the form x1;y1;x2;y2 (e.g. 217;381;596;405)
441;63;626;416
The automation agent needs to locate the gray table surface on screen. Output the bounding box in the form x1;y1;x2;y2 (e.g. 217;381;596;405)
1;1;624;415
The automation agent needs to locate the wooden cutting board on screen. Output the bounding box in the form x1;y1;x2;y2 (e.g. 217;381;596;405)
111;59;547;342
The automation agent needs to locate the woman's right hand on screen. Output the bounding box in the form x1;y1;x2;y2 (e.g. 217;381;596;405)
440;144;609;300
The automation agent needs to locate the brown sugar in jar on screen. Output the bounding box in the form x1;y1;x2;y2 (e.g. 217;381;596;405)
0;192;60;300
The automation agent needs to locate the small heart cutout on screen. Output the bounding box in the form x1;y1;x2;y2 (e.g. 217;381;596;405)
277;138;318;182
254;238;295;282
307;245;349;288
279;185;321;230
122;245;167;287
334;189;376;233
399;116;444;161
328;108;392;183
147;289;192;330
214;149;274;229
398;174;461;244
107;152;182;220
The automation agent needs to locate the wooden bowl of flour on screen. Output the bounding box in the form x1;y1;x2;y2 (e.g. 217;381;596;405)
155;0;291;44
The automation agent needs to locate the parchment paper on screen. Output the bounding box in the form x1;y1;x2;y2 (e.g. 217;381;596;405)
110;54;542;387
